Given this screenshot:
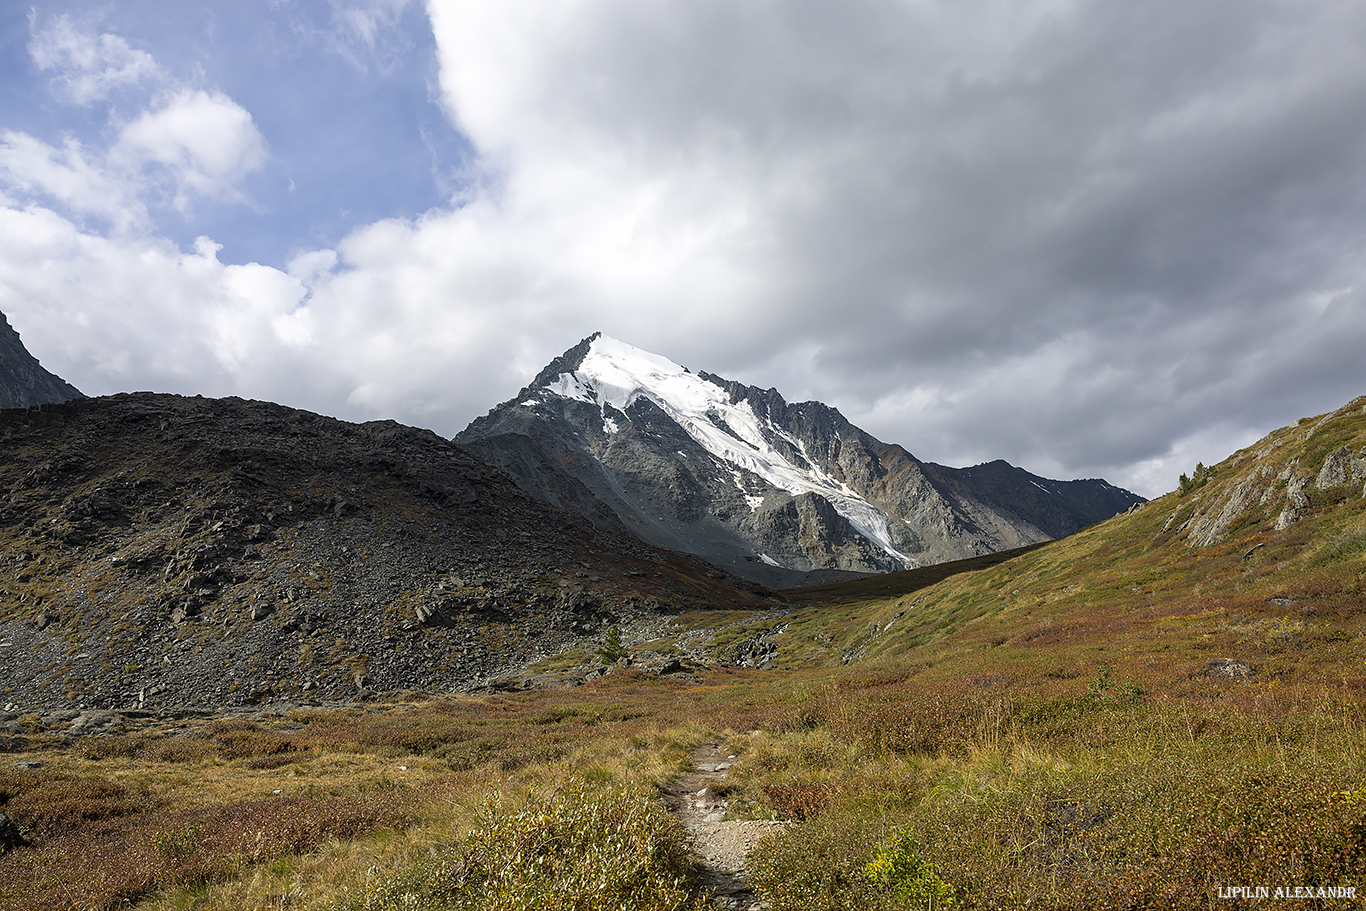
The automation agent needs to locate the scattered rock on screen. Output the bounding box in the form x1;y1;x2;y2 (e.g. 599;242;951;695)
734;629;782;668
1206;658;1253;679
170;604;199;624
0;392;769;710
63;711;121;737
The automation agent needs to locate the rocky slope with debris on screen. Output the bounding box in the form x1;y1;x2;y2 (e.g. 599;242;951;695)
459;334;1145;586
0;394;771;713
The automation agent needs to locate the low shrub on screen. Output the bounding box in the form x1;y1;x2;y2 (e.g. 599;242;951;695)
79;735;149;761
338;778;703;911
4;775;146;838
748;809;883;910
0;787;414;910
763;780;837;820
744;705;1366;910
144;737;213;763
864;827;958;909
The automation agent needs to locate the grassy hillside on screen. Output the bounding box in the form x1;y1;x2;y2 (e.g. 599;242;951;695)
711;394;1366;698
1;396;1363;909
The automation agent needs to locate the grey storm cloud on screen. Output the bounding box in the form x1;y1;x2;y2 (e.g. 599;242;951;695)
472;0;1366;491
3;0;1365;497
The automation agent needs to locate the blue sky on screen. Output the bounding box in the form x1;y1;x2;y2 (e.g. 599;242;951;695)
3;1;1366;498
1;1;468;265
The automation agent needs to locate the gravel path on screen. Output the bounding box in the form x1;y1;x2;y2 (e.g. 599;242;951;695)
662;741;789;910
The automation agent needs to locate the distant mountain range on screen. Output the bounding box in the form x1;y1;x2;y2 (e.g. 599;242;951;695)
0;306;1140;593
0;312;81;408
10;310;1359;714
458;333;1144;586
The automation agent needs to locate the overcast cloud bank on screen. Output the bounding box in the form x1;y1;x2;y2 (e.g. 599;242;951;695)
2;0;1365;498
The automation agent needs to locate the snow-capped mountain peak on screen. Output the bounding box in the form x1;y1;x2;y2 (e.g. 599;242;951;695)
531;335;916;567
459;333;1146;586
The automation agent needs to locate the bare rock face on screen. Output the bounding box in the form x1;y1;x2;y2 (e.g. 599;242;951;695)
1273;506;1299;531
459;334;1145;586
0;311;81;408
1314;446;1353;490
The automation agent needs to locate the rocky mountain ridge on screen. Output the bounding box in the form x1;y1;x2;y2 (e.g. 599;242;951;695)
458;334;1144;586
0;312;81;408
0;393;769;712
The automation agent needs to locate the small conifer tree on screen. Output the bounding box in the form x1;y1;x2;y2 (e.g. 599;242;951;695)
597;625;629;664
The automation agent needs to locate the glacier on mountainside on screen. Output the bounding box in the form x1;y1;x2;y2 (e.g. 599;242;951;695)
541;335;916;568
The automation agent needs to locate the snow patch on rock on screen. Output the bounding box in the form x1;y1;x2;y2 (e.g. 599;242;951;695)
546;336;915;567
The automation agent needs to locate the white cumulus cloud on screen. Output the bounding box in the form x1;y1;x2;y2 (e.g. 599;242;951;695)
0;205;314;401
0;131;147;231
4;20;267;230
113;90;268;207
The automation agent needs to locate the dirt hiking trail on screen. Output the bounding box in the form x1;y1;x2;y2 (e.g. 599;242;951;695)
661;741;788;910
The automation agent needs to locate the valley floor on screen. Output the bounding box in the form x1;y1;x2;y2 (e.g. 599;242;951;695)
1;659;1363;911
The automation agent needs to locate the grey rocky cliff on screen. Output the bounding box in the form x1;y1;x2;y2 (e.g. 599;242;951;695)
0;311;81;408
1168;395;1366;546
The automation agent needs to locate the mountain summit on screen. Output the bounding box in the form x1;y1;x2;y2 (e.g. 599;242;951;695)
458;333;1144;585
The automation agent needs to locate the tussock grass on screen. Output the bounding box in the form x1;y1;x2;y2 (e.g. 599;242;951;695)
720;688;1366;910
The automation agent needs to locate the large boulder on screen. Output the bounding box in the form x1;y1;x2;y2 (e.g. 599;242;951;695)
1315;446;1353;489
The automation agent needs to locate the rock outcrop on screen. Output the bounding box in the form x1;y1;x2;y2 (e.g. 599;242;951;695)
1166;395;1366;546
0;311;81;408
